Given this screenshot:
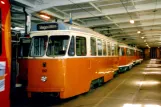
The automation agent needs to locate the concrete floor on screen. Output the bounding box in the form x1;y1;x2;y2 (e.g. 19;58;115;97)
12;59;161;107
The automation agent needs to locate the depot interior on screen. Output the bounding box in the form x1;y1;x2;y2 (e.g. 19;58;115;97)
9;0;161;106
11;0;161;59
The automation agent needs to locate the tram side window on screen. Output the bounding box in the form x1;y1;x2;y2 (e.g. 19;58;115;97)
103;41;107;56
90;37;96;56
30;36;48;57
126;49;129;56
97;39;102;56
47;35;70;56
134;50;136;56
130;49;132;56
129;49;131;56
114;44;118;55
136;51;138;56
18;38;31;57
0;10;1;55
119;47;121;56
126;48;131;56
68;36;75;56
111;44;115;56
107;42;111;56
76;36;86;56
131;49;134;56
119;47;124;56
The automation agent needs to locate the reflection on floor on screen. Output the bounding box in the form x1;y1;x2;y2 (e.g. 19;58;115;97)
11;59;161;107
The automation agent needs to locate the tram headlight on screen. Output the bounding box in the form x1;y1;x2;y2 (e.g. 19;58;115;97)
41;76;47;82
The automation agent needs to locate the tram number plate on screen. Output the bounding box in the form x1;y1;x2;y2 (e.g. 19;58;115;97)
37;23;58;30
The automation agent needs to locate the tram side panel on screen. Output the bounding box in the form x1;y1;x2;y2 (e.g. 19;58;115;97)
61;56;118;99
126;48;134;68
136;51;143;64
118;47;130;72
119;56;127;65
134;51;139;64
118;47;127;70
132;50;137;65
119;46;127;65
62;57;91;98
91;57;115;82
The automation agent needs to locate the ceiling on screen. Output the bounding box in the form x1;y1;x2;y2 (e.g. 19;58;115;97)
11;0;161;48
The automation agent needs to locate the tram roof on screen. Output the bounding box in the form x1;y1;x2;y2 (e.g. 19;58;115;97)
31;22;117;42
119;43;142;51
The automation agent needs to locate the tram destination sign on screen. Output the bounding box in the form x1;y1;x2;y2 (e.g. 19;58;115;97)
37;23;58;31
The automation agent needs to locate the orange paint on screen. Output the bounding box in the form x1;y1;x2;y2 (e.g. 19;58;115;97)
19;57;119;98
119;48;134;66
119;47;142;67
119;56;127;66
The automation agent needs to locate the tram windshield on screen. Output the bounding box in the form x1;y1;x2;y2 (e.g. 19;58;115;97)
46;35;69;56
30;36;48;57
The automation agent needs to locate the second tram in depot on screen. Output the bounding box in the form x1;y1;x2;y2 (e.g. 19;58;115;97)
17;22;143;99
118;43;143;72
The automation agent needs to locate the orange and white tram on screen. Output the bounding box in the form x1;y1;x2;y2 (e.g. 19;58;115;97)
18;22;119;99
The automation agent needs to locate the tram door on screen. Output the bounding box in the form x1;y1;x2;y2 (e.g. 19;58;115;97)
150;48;157;59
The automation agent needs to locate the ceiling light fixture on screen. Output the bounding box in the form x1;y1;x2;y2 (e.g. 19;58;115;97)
1;1;5;4
137;31;141;34
130;20;134;24
141;36;144;39
40;14;50;20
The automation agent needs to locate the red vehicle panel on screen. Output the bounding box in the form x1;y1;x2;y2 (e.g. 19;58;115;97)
0;0;11;107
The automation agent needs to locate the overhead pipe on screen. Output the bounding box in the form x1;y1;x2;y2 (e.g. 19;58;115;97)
23;7;27;35
23;7;31;36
